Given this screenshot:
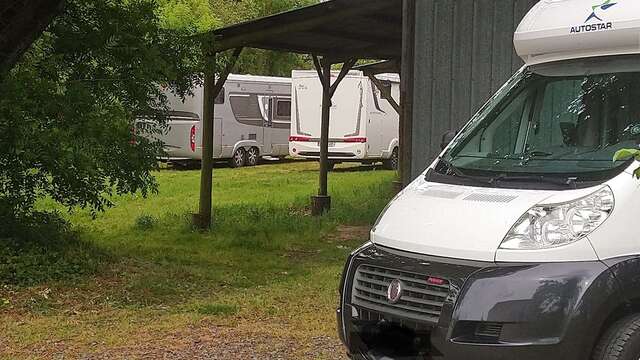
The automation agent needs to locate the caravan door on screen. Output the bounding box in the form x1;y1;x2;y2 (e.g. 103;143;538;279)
366;81;385;157
270;96;292;156
213;88;225;158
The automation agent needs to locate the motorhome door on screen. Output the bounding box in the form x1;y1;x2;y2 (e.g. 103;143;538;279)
213;87;225;158
269;96;292;156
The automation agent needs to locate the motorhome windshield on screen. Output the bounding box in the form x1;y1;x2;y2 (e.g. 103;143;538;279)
436;56;640;189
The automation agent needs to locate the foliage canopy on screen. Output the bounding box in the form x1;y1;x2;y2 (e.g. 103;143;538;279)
0;0;202;221
0;0;317;226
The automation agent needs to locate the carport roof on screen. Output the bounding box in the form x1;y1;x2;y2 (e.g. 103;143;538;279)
354;60;401;75
212;0;403;61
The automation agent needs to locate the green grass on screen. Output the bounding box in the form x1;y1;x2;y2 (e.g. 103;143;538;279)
0;161;395;357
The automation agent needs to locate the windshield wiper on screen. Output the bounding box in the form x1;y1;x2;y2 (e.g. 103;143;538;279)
526;150;554;158
489;174;578;188
432;158;492;186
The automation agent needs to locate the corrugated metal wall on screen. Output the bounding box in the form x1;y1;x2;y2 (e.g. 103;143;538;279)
409;0;538;178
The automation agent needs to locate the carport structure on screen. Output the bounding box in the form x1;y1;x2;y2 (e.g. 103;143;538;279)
194;0;405;228
194;0;538;229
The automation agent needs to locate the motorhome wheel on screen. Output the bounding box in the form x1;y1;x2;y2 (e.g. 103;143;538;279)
246;147;259;167
593;314;640;360
384;148;399;170
230;148;246;168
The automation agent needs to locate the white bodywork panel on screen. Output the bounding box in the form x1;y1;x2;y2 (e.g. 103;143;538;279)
372;162;640;263
289;70;399;161
515;0;640;65
587;164;640;260
157;74;292;161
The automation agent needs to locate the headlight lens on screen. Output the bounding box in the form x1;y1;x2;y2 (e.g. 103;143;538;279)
500;187;615;250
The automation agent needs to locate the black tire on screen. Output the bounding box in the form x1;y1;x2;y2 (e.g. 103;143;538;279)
230;148;246;168
593;314;640;360
384;148;399;170
246;147;259;167
327;161;336;172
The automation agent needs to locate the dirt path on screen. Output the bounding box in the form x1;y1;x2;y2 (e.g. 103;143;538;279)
18;323;348;360
2;224;373;360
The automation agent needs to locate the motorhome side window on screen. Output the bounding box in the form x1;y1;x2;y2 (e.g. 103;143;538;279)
439;58;640;186
229;94;264;127
271;98;291;129
214;88;225;104
275;99;291;119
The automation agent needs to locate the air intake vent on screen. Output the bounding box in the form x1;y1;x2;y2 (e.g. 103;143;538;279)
475;322;503;339
420;189;463;199
463;193;517;203
451;321;504;344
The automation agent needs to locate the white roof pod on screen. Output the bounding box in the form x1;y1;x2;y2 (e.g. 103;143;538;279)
514;0;640;66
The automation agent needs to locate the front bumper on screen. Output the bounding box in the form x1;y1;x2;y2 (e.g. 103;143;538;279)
289;142;367;160
338;244;622;360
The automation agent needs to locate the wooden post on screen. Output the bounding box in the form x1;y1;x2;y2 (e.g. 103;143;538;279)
312;57;333;215
195;47;242;229
310;56;358;216
195;50;216;229
368;74;400;115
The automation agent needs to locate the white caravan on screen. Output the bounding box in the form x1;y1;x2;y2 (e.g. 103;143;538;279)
338;1;640;360
289;70;399;170
157;74;291;168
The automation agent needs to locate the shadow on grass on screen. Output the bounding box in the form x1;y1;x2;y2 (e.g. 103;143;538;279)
0;212;109;287
3;180;394;312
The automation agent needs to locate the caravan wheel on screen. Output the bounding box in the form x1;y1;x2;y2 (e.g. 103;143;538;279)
384;148;399;170
246;147;259;167
230;148;246;168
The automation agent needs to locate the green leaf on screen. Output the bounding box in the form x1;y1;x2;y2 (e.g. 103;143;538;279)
613;149;640;162
634;167;640;179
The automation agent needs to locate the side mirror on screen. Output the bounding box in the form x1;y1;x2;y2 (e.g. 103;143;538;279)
441;130;457;150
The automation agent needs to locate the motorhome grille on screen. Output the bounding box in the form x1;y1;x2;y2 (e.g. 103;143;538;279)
352;265;450;325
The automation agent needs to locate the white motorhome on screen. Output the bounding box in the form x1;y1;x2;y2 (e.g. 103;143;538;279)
338;1;640;359
156;74;291;168
289;70;399;170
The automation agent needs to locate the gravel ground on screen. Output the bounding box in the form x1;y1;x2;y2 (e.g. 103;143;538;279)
20;324;349;360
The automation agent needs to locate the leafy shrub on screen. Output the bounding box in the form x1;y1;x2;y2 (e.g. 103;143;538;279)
0;211;107;287
614;149;640;178
135;214;158;230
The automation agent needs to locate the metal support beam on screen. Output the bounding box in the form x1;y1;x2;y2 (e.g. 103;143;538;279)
195;47;242;230
367;74;400;115
399;0;416;187
311;55;358;216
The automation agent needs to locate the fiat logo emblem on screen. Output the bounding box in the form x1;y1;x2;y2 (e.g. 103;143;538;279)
387;279;403;304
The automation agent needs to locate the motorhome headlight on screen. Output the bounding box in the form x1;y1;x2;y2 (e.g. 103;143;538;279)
499;187;614;250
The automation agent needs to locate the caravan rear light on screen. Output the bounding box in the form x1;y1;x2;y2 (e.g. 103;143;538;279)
289;136;312;142
190;125;197;152
344;137;367;143
129;126;137;145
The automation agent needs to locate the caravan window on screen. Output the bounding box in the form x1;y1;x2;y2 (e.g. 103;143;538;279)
229;94;264;127
272;98;291;130
275;99;291;119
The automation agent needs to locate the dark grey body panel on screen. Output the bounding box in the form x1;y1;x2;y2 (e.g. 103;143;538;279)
338;244;633;360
